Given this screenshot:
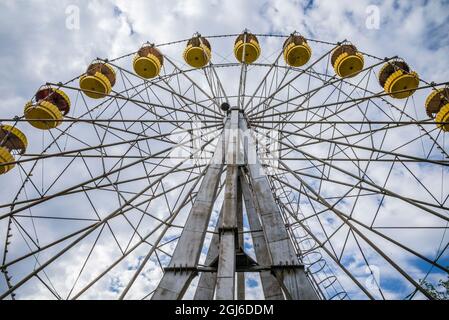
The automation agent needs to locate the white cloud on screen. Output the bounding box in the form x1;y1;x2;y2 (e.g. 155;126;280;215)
0;0;448;300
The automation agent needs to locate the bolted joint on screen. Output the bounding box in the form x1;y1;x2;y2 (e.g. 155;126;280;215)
220;102;230;112
218;226;238;232
270;261;305;274
164;264;198;276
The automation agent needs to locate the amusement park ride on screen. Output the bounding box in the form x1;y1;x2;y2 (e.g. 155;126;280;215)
1;31;448;300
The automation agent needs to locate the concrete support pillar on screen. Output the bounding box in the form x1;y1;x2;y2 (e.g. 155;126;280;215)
193;209;222;300
151;118;229;300
153;108;318;301
216;109;240;300
239;116;318;300
236;170;245;300
240;169;284;300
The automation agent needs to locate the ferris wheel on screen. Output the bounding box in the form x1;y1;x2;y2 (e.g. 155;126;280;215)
0;31;448;300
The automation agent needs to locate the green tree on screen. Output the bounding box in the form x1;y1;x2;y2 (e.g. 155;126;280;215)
420;274;449;300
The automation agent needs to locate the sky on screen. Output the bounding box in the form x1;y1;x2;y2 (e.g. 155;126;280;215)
0;0;449;300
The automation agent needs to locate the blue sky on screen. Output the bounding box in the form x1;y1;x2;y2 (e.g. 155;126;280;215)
0;0;448;300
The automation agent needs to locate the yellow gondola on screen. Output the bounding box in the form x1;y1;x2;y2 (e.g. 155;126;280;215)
133;44;164;79
24;86;70;130
283;34;312;67
378;59;419;99
183;35;211;68
425;86;449;131
79;61;116;99
234;32;261;64
0;125;27;175
331;43;364;78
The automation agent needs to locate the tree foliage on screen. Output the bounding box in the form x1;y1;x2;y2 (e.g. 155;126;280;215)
420;274;449;300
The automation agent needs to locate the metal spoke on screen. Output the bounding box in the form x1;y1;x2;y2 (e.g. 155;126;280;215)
2;32;447;301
